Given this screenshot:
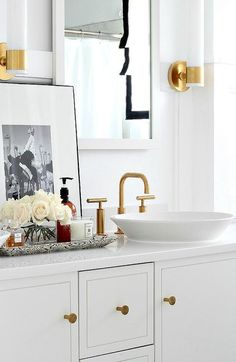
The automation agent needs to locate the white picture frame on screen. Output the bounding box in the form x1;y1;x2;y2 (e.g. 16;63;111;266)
0;83;82;212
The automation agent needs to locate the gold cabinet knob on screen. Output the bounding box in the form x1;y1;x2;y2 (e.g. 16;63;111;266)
163;296;176;305
64;313;77;324
116;305;129;315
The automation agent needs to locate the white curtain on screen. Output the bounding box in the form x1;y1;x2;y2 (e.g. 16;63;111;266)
65;37;126;139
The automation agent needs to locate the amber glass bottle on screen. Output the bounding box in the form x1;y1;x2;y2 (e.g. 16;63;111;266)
57;177;77;242
6;227;25;248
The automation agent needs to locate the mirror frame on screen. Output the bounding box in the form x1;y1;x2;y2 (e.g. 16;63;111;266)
52;0;159;150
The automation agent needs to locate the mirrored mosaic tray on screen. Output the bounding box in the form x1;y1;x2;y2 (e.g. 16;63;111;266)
0;235;118;257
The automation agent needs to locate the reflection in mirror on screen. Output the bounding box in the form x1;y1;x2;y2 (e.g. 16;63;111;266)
65;0;151;140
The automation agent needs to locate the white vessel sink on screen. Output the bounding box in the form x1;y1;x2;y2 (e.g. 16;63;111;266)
111;211;235;242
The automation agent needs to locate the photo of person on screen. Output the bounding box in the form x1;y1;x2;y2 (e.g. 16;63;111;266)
2;125;54;200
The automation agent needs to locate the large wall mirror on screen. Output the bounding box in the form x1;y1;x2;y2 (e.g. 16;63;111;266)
64;0;152;146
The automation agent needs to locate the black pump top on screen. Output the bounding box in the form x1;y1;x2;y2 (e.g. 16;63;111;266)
60;177;73;202
60;177;73;185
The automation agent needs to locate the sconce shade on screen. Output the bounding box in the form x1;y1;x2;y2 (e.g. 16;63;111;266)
161;0;204;91
7;0;27;50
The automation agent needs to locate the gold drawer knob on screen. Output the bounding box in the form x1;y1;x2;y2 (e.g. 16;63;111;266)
163;296;176;305
116;305;129;315
64;313;77;324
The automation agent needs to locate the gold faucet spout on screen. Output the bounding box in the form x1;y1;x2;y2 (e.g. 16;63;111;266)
118;172;150;215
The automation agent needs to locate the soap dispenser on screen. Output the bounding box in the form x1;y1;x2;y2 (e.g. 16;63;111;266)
60;177;77;216
57;177;77;242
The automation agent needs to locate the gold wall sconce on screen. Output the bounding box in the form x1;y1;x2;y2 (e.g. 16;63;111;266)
0;43;26;81
168;61;204;92
163;0;204;92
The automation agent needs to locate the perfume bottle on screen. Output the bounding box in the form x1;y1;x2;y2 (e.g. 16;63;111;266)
6;224;24;248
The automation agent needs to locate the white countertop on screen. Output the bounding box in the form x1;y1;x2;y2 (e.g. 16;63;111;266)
1;225;236;281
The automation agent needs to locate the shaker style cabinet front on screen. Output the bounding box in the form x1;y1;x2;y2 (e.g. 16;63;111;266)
79;263;154;359
157;258;236;362
0;273;78;362
82;345;154;362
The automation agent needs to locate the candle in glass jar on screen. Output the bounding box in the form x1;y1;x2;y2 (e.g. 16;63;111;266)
70;218;94;241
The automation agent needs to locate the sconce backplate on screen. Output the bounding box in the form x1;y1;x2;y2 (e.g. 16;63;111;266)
168;61;189;92
0;43;14;81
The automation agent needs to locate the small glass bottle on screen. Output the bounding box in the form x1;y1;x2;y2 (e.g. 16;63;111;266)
6;223;24;248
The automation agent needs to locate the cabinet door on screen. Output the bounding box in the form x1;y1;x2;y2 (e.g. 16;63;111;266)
82;345;154;362
79;263;154;358
159;258;236;362
0;273;78;362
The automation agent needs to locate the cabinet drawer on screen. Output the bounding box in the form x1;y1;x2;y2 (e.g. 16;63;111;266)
81;345;154;361
79;263;154;358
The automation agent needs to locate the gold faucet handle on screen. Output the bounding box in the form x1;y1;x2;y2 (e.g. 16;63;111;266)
87;198;107;208
87;198;107;235
136;194;156;213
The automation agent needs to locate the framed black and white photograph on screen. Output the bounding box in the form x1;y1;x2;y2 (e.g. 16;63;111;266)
0;83;81;211
3;125;54;199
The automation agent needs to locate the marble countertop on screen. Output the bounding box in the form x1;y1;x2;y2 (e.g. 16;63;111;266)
0;225;236;281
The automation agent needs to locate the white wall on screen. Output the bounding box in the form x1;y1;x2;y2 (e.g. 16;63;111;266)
79;0;214;228
1;0;220;229
80;90;176;229
77;1;182;230
214;0;236;214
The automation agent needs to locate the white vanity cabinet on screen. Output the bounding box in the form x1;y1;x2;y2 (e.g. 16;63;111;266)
79;263;154;359
0;273;78;362
1;237;236;362
156;257;236;362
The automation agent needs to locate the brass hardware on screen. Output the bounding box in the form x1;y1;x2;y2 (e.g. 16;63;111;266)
87;197;107;235
163;296;176;305
136;194;155;213
7;50;26;70
0;43;13;80
116;173;150;234
116;305;129;315
0;43;26;81
64;313;77;324
168;60;203;92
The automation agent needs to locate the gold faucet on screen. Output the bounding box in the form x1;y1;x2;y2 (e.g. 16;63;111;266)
116;173;150;234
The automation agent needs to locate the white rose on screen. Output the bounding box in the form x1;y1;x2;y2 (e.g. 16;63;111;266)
34;189;50;203
48;193;62;204
0;199;16;221
13;201;31;226
59;205;72;225
48;201;65;221
32;199;50;225
20;195;32;204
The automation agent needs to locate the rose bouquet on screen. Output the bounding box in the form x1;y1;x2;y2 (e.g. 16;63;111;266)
0;190;72;242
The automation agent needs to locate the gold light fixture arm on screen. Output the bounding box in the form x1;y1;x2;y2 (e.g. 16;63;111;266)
168;60;203;92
